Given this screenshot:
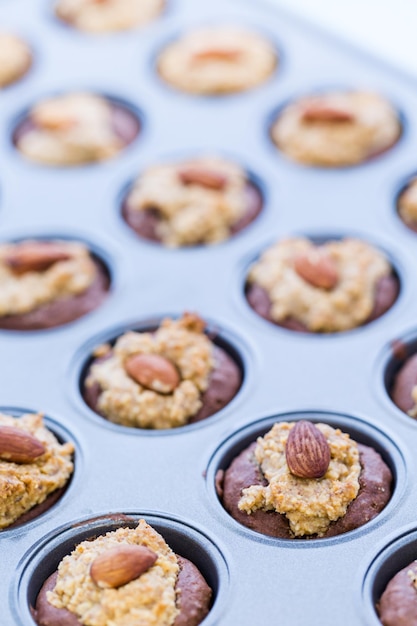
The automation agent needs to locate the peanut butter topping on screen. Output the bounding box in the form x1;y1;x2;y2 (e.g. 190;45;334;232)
0;34;31;87
55;0;164;33
0;412;74;529
126;156;250;246
398;178;417;227
47;520;180;626
157;26;277;95
271;91;400;166
0;240;96;317
85;313;215;428
238;422;361;537
247;237;392;332
16;93;126;165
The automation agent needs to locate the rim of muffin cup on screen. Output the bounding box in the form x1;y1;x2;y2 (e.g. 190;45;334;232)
266;86;405;169
12;511;230;626
69;313;251;436
10;90;144;168
239;230;404;337
0;406;81;536
0;231;114;333
205;410;406;546
118;152;266;249
359;522;417;625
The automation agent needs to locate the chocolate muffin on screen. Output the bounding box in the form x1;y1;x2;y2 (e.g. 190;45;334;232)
398;177;417;233
0;33;32;88
33;519;212;626
270;91;401;167
390;352;417;417
0;411;74;529
14;92;140;166
122;156;263;246
217;420;392;539
83;313;242;429
377;560;417;625
0;239;110;331
245;237;399;333
157;26;277;95
55;0;165;33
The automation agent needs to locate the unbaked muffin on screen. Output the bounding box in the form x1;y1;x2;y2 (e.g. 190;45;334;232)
0;239;110;330
0;411;74;529
270;91;401;167
217;420;392;539
377;560;417;625
14;92;140;166
33;519;212;626
157;26;277;95
398;177;417;232
245;237;399;333
122;155;263;246
55;0;165;34
83;313;242;429
0;33;32;87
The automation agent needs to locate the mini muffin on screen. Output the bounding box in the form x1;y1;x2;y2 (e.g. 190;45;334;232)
157;26;277;95
0;33;32;88
33;519;212;626
217;420;392;539
83;313;242;429
0;412;74;529
55;0;164;34
390;352;417;417
377;560;417;625
122;155;263;246
0;239;110;330
14;92;140;166
271;91;401;167
398;177;417;232
245;237;399;333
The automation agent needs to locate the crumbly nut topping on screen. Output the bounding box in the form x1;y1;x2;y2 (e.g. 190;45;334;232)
407;565;417;588
0;33;31;88
55;0;164;33
238;422;361;537
271;91;401;167
0;412;74;529
247;237;391;332
157;26;276;95
127;156;249;246
47;520;180;626
86;313;215;428
0;241;96;317
16;93;124;165
398;179;417;226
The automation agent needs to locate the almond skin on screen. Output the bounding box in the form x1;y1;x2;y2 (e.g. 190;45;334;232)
5;242;71;275
125;354;180;394
285;420;331;479
178;166;228;190
294;248;339;290
90;545;158;589
192;48;242;62
0;425;46;464
302;103;354;123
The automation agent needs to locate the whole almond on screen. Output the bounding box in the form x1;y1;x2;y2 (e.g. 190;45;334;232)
178;166;228;190
5;242;71;275
285;421;331;479
192;48;242;62
0;426;46;464
90;545;157;589
302;103;354;123
125;354;180;394
294;248;339;290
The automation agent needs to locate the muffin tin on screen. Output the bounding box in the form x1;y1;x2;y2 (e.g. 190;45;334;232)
3;0;417;624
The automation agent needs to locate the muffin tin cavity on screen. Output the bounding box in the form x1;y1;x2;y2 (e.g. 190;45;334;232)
206;411;405;543
382;331;417;419
14;512;229;626
75;315;246;433
396;172;417;233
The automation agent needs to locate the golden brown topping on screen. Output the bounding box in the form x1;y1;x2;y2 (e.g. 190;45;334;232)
0;425;46;464
125;354;180;394
179;312;207;334
191;47;242;62
5;242;71;275
285;420;331;479
178;166;228;190
301;102;354;123
90;544;158;589
293;247;339;290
